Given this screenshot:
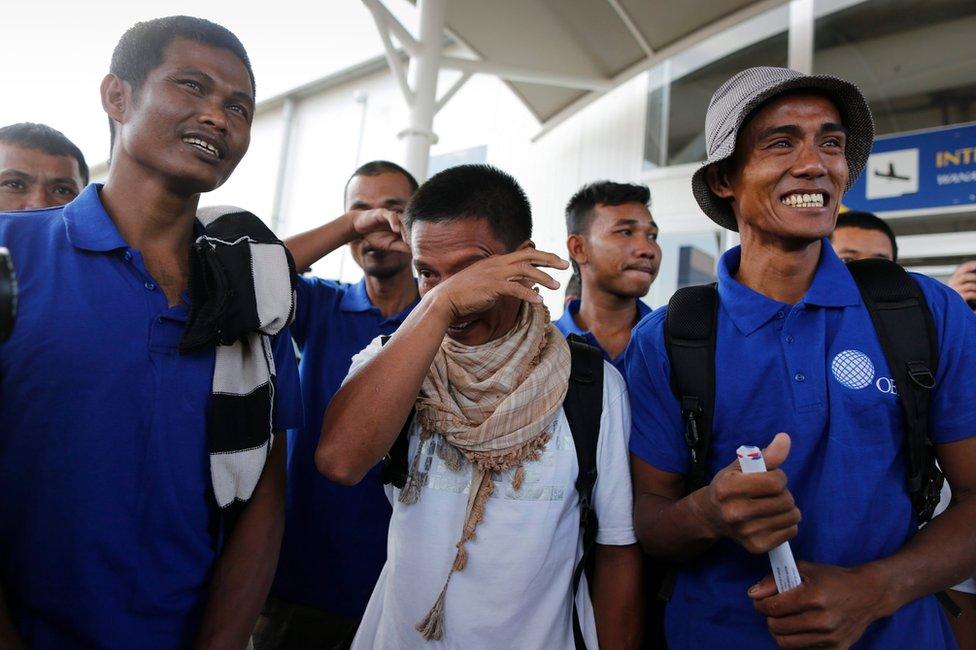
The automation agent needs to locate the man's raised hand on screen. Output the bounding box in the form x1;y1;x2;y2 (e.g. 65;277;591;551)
348;208;410;254
694;433;801;554
430;247;569;320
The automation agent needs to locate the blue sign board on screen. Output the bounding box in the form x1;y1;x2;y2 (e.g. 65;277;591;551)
843;121;976;213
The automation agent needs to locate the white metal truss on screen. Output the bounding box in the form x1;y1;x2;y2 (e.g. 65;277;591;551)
362;0;792;176
362;0;623;180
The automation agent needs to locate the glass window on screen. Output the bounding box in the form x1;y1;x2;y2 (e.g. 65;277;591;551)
644;32;787;169
645;231;725;308
666;33;788;166
814;0;976;136
643;64;669;169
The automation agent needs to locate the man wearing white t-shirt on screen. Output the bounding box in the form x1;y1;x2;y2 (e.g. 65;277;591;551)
317;164;642;649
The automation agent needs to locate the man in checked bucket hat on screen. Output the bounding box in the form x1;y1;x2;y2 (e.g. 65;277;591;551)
625;66;976;648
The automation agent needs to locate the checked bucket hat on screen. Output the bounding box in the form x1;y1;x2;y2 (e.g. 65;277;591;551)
691;66;875;231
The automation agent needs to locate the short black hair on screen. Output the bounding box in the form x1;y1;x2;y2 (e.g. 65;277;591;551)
565;181;651;235
346;160;419;195
108;16;254;149
0;122;89;185
834;210;898;260
405;164;531;250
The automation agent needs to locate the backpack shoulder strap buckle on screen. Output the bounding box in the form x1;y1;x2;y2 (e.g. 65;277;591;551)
906;361;935;389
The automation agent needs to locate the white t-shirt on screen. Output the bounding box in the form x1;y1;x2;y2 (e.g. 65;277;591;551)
345;337;637;650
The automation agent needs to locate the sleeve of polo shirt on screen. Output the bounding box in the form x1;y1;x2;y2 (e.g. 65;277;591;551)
292;276;342;348
624;308;689;474
593;363;637;546
914;274;976;444
272;327;304;432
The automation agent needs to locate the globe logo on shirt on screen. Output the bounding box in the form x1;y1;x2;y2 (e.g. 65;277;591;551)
831;349;875;390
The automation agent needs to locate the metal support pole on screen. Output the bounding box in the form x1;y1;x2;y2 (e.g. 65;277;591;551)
788;0;814;74
399;0;445;182
270;97;296;232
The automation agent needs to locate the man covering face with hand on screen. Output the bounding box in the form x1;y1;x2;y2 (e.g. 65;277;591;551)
317;164;643;649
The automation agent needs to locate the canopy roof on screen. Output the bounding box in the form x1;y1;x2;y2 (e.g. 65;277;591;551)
427;0;787;129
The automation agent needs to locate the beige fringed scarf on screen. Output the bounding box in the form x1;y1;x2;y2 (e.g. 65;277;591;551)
400;301;571;641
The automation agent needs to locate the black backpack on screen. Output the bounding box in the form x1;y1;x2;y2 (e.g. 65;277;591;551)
663;257;958;616
381;333;605;649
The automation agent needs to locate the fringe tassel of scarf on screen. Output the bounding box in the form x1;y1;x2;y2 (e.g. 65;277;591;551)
398;303;570;641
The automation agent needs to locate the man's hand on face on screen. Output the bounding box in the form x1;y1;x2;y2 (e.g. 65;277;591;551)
695;433;801;554
749;561;887;649
430;247;569;321
948;260;976;307
347;208;410;254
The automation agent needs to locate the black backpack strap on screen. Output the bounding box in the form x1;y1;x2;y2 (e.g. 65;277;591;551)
379;335;414;489
664;284;719;493
657;284;718;605
563;333;604;650
846;260;958;618
846;259;943;524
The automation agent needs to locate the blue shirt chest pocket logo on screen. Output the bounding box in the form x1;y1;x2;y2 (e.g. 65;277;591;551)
831;349;899;395
830;349;901;447
831;349;875;390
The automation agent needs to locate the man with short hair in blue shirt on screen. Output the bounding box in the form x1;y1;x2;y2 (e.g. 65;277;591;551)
627;66;976;649
556;181;659;374
0;16;302;650
257;161;419;649
0;122;88;212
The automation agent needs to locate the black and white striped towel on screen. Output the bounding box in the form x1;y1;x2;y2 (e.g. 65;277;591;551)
180;205;297;534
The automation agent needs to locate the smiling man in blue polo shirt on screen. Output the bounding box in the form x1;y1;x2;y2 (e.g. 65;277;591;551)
256;160;419;649
627;67;976;649
556;181;659;374
0;17;302;650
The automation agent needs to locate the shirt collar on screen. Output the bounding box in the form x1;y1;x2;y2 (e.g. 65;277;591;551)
555;299;586;335
62;183;208;253
636;299;653;320
717;240;861;336
339;277;420;321
62;184;127;253
339;278;375;313
556;298;653;335
801;241;862;309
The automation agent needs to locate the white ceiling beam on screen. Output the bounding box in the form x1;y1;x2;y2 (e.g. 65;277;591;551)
367;3;415;105
532;0;788;140
441;56;613;91
606;0;655;57
435;72;472;114
362;0;420;57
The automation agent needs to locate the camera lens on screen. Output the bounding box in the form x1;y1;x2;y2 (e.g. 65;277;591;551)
0;247;17;342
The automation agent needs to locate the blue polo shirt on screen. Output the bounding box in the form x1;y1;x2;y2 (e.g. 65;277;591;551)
554;298;652;375
626;242;974;649
0;185;303;650
272;276;417;618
